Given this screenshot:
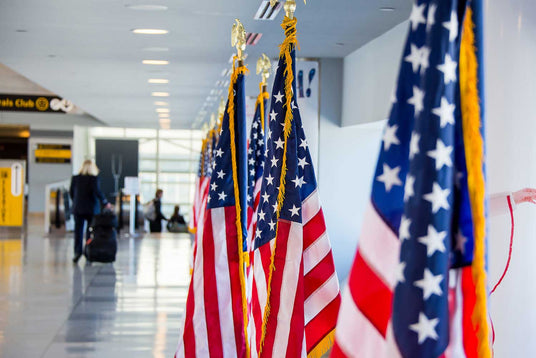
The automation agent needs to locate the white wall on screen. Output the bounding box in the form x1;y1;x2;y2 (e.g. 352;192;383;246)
341;21;407;127
486;1;536;356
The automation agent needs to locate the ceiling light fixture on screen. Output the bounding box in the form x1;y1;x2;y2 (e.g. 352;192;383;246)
148;78;169;84
154;101;169;106
132;29;169;35
254;1;282;20
143;60;169;65
152;92;169;97
156;108;170;113
126;5;168;11
158;113;170;117
142;47;169;52
246;32;263;45
379;7;395;11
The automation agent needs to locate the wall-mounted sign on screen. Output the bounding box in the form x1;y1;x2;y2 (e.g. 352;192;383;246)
0;160;25;227
0;94;75;113
34;144;72;163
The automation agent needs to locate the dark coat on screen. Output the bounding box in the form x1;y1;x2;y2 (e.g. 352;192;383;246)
69;174;108;215
149;198;167;233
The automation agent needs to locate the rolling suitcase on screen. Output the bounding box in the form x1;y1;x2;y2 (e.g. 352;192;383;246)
85;209;118;263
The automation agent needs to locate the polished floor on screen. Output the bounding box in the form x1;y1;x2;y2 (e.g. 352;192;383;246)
0;215;191;358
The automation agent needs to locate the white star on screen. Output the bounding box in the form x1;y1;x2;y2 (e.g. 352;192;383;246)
250;168;255;176
299;138;308;149
404;174;416;202
426;4;437;32
409;132;420;160
405;44;422;73
414;268;443;300
280;121;286;129
211;182;218;191
395;261;406;284
207;195;211;203
252;121;258;129
272;202;279;213
291;175;306;188
269;110;277;122
257;210;266;222
443;10;459;42
289;204;300;217
409;3;426;31
399;216;411;241
409;313;439;344
274;137;284;149
253;132;258;140
297;156;309;169
427;139;453;170
268;220;276;231
424;182;450;213
418;225;447;257
376;164;403;192
262;192;270;203
291;101;298;109
265;173;274;186
407;86;425;117
218;191;227;201
456;231;467;254
249;158;255;165
382;124;400;151
274;91;284;103
248;147;253;155
419;46;431;74
270;156;279;167
215;148;224;157
255;229;262;239
437;54;457;84
258;138;264;146
217;170;225;179
247;194;252;202
267;128;272;138
212;161;216;170
432;97;455;128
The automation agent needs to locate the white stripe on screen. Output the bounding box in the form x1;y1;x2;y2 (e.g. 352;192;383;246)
444;269;466;358
211;207;238;358
302;189;321;224
335;288;401;358
253;248;268;318
303;232;329;274
304;273;340;325
249;316;258;358
301;333;307;358
358;202;401;289
272;222;303;357
192;207;209;357
175;339;185;358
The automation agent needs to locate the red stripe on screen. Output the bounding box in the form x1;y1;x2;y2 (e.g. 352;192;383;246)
181;265;197;357
303;209;326;250
461;266;479;358
286;257;305;358
305;295;341;353
201;210;224;357
224;206;247;357
350;250;392;337
304;252;336;299
331;340;349;358
259;221;291;357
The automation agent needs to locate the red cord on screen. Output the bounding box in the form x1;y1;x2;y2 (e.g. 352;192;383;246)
490;195;515;294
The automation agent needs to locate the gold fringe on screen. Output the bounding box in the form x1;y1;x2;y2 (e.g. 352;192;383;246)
459;7;492;358
307;329;335;358
257;83;270;131
226;56;251;357
258;16;301;357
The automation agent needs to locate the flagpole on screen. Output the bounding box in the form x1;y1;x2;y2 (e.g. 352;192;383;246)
256;54;271;132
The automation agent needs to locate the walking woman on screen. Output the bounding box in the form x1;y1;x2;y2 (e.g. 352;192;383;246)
149;189;167;233
70;160;111;263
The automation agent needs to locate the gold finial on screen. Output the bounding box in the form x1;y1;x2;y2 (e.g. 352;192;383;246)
256;54;271;85
231;19;247;61
270;0;305;19
202;123;208;132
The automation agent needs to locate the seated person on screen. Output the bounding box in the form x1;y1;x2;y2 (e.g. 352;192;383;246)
167;205;187;233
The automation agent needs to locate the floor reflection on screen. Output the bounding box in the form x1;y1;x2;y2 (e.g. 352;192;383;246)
0;216;190;358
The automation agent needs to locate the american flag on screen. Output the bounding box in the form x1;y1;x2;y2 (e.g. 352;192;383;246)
332;1;490;357
249;17;341;358
176;64;249;357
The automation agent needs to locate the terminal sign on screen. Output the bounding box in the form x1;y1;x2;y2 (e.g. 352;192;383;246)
0;94;75;113
0;161;25;227
34;144;72;163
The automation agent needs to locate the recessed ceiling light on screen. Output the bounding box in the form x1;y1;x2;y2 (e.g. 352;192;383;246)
143;60;169;65
142;47;169;52
132;29;169;35
148;78;169;84
126;4;168;11
156;108;170;113
159;113;170;117
154;101;168;106
379;7;395;11
152;92;169;97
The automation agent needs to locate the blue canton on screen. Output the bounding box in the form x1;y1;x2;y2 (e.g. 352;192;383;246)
247;98;267;208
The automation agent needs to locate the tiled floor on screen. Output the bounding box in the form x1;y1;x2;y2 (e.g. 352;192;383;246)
0;215;191;358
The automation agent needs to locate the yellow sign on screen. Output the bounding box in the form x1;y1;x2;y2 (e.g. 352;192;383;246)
35;144;72;163
0;161;25;227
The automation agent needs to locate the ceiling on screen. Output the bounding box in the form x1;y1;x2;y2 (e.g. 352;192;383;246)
0;0;411;129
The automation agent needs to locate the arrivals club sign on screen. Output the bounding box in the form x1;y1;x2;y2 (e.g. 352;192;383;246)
0;94;74;113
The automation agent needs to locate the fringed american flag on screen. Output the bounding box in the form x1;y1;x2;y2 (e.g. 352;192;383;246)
176;63;249;358
249;17;341;358
188;136;211;235
332;1;491;357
